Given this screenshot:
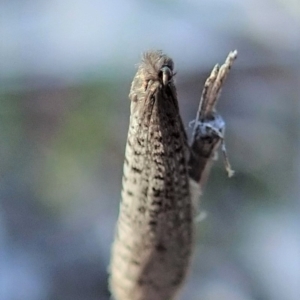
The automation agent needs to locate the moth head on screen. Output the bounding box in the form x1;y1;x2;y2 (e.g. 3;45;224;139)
159;65;173;86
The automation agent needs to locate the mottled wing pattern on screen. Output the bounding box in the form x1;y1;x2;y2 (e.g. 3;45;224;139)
109;51;195;300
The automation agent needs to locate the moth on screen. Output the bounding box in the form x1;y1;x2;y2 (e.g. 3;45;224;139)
109;50;237;300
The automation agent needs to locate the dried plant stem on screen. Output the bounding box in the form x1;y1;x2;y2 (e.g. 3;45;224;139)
189;50;237;186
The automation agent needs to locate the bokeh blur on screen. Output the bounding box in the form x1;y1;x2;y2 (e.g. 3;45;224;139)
1;0;299;299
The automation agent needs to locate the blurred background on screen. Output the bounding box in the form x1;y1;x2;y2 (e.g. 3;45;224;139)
1;0;299;299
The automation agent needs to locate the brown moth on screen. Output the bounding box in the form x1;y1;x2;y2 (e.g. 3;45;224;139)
109;50;195;300
109;50;237;300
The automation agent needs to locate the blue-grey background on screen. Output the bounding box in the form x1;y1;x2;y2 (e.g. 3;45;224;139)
1;0;299;299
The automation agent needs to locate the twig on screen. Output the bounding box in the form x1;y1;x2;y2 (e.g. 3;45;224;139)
189;50;237;185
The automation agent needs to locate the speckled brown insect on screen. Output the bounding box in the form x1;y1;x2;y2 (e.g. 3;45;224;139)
109;50;197;300
109;50;237;300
